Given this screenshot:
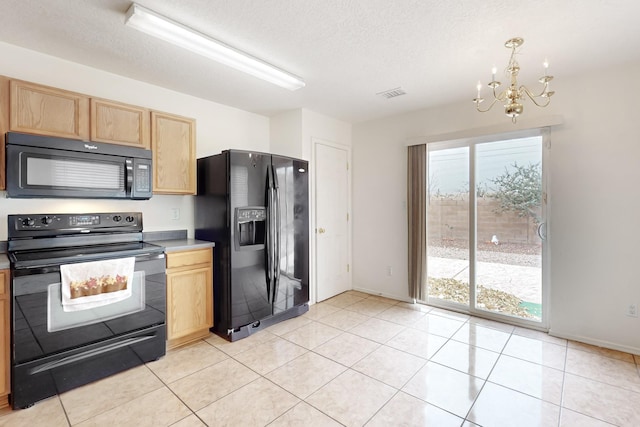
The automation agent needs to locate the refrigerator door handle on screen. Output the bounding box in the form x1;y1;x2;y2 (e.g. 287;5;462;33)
269;188;279;303
273;166;281;304
265;167;274;300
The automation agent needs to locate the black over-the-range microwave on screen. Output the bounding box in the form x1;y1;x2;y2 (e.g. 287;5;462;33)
5;132;153;199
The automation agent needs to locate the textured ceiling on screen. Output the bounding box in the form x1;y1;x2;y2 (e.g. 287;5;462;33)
0;0;639;123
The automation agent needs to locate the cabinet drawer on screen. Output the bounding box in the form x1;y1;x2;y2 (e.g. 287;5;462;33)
166;248;212;269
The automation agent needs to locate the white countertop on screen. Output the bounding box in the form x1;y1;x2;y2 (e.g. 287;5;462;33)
151;239;215;253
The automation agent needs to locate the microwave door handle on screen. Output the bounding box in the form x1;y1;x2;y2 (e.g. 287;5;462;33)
125;159;134;196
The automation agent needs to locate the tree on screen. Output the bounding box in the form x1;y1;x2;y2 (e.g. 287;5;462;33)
490;162;542;224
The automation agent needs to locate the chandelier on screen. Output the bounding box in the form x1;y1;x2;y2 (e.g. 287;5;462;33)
473;37;554;123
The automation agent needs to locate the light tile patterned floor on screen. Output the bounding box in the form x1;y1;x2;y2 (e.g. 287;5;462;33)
1;290;639;426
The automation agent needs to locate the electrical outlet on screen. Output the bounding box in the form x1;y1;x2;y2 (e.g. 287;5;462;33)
386;266;393;276
171;208;180;220
627;304;638;317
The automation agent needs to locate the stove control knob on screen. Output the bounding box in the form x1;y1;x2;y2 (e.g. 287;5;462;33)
22;218;35;227
125;216;135;223
42;216;54;225
112;215;122;222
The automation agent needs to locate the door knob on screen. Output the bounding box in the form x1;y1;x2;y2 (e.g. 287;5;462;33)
318;227;326;234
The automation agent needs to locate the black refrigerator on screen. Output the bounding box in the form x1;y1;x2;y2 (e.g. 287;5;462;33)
195;150;309;341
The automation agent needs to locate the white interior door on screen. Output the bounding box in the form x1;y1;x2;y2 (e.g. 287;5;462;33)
315;141;351;301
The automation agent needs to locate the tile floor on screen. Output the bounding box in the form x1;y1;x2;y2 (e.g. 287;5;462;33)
1;290;640;426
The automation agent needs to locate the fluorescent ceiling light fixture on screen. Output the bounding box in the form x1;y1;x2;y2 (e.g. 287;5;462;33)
125;3;305;90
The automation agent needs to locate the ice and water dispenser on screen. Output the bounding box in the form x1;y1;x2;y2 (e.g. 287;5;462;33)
234;207;266;250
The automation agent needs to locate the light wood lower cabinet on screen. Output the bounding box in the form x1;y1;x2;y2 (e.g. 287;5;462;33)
0;269;10;409
166;248;213;349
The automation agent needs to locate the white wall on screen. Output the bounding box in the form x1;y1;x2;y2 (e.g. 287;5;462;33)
270;109;303;158
301;109;353;156
271;108;353;159
352;61;640;354
0;42;270;239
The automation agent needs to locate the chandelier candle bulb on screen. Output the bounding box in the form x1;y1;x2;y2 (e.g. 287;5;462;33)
491;66;497;81
477;81;482;97
543;58;549;76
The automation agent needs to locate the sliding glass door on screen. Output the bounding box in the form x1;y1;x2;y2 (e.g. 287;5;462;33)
426;131;548;327
426;146;470;309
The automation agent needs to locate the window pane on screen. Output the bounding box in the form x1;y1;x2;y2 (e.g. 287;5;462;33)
475;137;542;321
427;146;469;307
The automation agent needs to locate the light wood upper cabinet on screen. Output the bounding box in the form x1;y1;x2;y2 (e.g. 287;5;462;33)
0;269;10;409
0;75;199;194
90;98;150;149
151;111;196;194
9;79;90;140
0;76;9;190
166;248;213;349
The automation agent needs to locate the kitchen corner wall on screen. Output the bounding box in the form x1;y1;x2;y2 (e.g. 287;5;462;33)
271;108;353;304
270;108;352;161
0;41;270;240
352;60;640;354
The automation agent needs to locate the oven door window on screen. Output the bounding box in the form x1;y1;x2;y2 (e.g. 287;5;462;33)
48;271;145;332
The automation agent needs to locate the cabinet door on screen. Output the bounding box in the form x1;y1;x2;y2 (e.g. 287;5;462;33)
10;79;89;140
166;265;213;341
151;111;196;194
91;98;150;148
0;76;9;190
0;270;9;405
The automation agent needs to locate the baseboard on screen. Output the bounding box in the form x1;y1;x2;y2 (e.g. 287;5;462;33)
549;328;640;356
351;286;413;304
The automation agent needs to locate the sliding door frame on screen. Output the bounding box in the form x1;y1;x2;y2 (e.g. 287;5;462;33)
424;127;551;331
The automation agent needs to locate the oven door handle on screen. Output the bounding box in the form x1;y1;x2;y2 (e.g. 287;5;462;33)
28;335;156;375
134;252;166;262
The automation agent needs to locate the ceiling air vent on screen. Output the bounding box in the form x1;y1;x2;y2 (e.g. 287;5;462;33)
376;87;406;99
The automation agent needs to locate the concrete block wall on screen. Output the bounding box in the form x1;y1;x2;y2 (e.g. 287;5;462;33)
428;197;539;245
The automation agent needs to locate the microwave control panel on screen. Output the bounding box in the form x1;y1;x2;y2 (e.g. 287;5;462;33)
134;163;150;192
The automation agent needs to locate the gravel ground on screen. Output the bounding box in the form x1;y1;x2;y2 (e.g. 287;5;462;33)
428;241;541;267
427;239;542;318
428;277;536;319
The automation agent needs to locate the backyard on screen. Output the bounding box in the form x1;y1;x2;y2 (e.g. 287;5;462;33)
426;147;544;320
427;238;542;320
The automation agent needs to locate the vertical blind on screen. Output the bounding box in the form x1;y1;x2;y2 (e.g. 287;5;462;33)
407;144;427;300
